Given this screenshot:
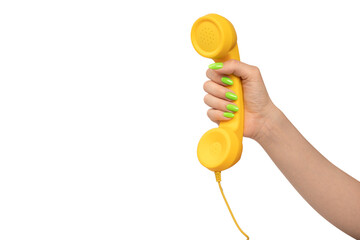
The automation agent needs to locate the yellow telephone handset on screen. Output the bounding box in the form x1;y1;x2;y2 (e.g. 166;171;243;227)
191;14;249;239
191;14;244;172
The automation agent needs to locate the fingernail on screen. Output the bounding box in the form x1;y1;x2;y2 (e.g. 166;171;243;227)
226;104;239;112
225;92;238;101
209;62;223;70
224;112;235;118
221;77;233;85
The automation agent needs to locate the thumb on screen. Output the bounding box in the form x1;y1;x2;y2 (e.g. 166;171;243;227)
209;59;259;80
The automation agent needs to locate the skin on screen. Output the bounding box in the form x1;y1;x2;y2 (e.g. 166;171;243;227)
203;59;360;239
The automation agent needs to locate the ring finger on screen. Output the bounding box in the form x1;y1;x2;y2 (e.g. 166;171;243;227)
203;80;238;102
204;94;239;113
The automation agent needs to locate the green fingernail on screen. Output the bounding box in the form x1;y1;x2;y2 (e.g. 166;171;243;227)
224;112;235;118
226;104;239;112
225;92;238;101
208;62;223;70
221;77;233;85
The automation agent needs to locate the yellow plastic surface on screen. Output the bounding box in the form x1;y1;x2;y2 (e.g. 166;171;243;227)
191;14;244;172
215;172;249;239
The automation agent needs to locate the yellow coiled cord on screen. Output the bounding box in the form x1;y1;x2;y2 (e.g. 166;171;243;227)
215;172;249;240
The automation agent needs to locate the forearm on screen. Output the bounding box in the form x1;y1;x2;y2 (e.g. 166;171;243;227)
256;105;360;239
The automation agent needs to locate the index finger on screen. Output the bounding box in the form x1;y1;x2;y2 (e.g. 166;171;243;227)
206;68;234;86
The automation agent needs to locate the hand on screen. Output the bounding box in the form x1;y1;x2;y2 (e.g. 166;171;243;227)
203;59;277;141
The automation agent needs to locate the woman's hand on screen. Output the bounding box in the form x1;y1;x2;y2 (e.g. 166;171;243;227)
203;59;277;141
204;60;360;239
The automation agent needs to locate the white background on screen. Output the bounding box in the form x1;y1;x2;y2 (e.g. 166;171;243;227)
0;0;359;239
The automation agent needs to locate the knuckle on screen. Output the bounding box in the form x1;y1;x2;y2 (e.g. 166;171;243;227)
227;59;238;64
203;80;216;93
228;59;240;67
203;80;211;91
207;109;213;118
203;94;209;103
250;65;260;74
206;68;212;78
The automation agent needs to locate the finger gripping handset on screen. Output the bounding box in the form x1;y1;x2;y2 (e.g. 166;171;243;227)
191;14;244;172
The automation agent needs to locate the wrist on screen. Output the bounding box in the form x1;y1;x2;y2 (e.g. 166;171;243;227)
253;103;286;146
